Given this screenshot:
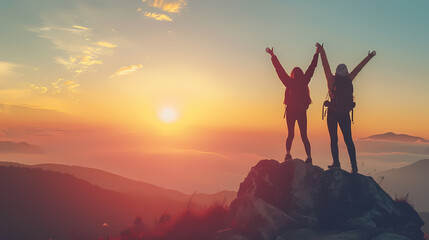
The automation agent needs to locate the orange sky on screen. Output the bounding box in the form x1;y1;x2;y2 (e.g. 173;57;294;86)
0;0;428;193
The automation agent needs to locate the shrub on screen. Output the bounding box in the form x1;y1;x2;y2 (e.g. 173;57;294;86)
115;202;229;240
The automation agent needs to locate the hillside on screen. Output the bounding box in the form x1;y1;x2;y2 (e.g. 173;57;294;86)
374;159;429;212
0;166;188;240
0;162;236;206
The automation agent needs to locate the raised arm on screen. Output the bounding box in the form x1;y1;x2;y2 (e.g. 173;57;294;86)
349;50;376;80
317;43;334;89
304;47;320;84
266;47;291;86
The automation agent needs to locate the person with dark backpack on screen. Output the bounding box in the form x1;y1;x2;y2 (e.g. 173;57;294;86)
317;42;376;173
266;45;320;164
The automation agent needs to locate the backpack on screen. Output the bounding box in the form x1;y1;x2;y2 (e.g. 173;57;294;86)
331;75;355;113
322;75;356;121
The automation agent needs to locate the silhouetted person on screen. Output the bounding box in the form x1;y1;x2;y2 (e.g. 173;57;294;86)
266;46;320;163
317;43;376;173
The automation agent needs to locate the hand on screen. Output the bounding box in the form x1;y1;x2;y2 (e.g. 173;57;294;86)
368;50;376;57
265;47;274;57
315;43;324;53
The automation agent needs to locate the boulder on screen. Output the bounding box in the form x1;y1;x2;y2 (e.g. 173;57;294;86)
224;195;297;240
224;159;424;240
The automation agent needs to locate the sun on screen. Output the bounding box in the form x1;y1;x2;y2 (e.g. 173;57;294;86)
158;106;179;124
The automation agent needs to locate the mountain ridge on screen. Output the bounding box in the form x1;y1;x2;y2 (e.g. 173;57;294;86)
363;132;428;143
0;161;236;206
0;165;189;240
374;159;429;212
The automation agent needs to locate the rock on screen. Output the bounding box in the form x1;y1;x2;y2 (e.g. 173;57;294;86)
277;229;375;240
225;195;297;240
226;159;424;240
214;228;250;240
319;230;374;240
236;159;324;227
372;232;411;240
276;228;318;239
345;212;378;232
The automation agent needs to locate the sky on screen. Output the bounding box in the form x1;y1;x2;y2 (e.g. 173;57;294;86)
0;0;428;193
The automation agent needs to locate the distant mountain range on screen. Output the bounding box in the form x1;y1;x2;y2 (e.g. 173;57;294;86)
374;159;429;212
0;166;187;240
0;162;237;240
0;140;43;154
0;162;236;207
363;132;428;143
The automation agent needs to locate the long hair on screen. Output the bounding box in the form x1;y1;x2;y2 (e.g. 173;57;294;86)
291;67;304;79
283;67;311;106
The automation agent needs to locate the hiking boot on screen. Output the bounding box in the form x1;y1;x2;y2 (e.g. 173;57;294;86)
284;154;292;162
328;162;341;170
305;157;313;165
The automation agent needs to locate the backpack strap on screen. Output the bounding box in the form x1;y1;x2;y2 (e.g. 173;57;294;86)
322;103;327;120
322;91;329;120
283;106;286;119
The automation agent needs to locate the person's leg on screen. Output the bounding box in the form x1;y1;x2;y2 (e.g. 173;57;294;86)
338;113;357;173
297;111;311;163
327;110;340;168
285;109;296;161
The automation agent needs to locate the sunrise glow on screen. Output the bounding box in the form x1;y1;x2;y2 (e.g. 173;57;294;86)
158;106;179;123
0;0;427;194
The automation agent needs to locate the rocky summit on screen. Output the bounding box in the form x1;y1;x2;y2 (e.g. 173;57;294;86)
216;159;425;240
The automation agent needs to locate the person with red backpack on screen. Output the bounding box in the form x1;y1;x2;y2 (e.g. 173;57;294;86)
316;42;376;173
266;45;320;164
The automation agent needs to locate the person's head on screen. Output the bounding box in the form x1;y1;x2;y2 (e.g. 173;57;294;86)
291;67;304;79
335;64;349;77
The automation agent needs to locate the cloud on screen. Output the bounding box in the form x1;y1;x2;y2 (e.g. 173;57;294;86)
141;0;186;21
29;84;48;94
73;25;90;31
96;41;118;48
354;138;429;169
143;12;172;21
0;62;20;76
30;78;81;95
0;126;68;138
62;80;80;93
30;25;115;76
356;138;428;156
143;0;186;13
159;148;227;158
52;78;80;94
112;64;143;77
0;104;70;123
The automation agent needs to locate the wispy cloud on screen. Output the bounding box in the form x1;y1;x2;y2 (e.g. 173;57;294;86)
0;62;20;76
143;12;172;21
96;41;117;48
0;126;68;138
72;25;90;31
29;84;48;94
141;0;186;21
62;80;80;94
51;78;80;94
30;78;81;95
30;25;116;75
112;64;143;77
143;0;186;13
